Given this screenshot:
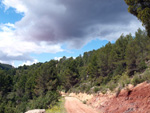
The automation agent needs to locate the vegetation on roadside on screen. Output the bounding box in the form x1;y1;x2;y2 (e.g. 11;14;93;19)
83;100;87;104
46;97;67;113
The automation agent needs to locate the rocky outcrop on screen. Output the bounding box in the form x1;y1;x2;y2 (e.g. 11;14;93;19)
25;109;45;113
88;82;150;113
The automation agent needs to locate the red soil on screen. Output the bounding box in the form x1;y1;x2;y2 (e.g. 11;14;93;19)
88;82;150;113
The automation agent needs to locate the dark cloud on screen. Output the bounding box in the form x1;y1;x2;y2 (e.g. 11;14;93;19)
15;0;143;48
0;51;33;62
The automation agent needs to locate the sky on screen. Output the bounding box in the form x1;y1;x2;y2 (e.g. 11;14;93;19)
0;0;144;67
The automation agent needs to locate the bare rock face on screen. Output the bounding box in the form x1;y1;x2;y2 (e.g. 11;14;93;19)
25;109;45;113
88;82;150;113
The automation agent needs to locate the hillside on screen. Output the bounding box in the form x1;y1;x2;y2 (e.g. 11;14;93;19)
0;63;13;70
0;29;150;113
0;0;150;113
58;29;150;94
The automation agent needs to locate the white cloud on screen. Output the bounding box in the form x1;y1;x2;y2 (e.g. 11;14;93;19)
0;0;145;66
20;59;38;66
54;57;62;61
2;0;27;13
0;23;63;55
2;0;144;49
0;23;63;65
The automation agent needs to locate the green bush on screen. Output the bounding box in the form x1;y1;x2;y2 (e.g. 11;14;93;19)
142;68;150;81
27;91;60;110
130;68;150;86
106;81;117;91
15;102;27;113
94;87;100;93
138;60;147;70
85;86;91;94
0;103;5;113
131;75;144;86
101;89;107;94
46;97;66;113
95;76;103;86
83;100;86;104
118;73;130;87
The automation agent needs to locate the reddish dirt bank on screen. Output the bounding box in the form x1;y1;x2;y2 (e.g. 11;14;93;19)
65;97;98;113
88;82;150;113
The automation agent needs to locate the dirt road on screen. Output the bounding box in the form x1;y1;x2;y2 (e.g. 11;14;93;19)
65;97;98;113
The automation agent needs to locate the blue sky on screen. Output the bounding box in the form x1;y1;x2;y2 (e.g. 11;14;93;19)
13;39;110;67
0;4;20;23
0;0;144;67
31;39;110;62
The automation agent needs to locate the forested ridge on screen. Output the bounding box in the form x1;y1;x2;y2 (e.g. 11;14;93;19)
0;29;150;113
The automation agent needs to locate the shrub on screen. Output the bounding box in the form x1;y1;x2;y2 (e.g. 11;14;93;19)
101;90;107;94
15;102;27;113
46;97;66;113
106;80;118;91
27;91;60;110
85;85;91;94
95;76;103;86
83;100;86;104
94;87;100;93
0;103;5;113
131;75;144;86
116;87;121;97
142;68;150;81
118;73;130;87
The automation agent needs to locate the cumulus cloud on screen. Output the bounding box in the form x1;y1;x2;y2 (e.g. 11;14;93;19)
0;23;63;64
20;59;38;66
2;0;144;49
0;0;145;65
54;57;62;61
2;0;27;13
